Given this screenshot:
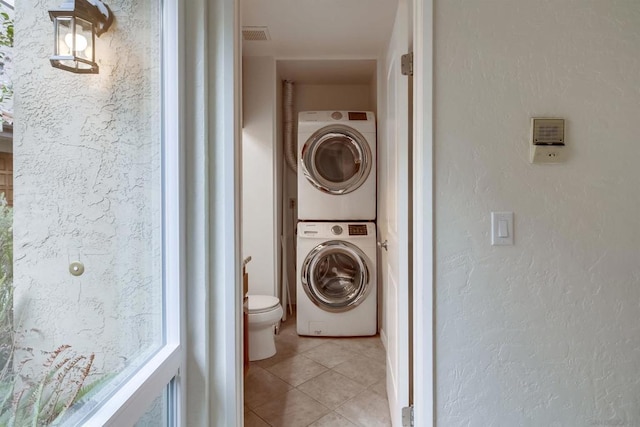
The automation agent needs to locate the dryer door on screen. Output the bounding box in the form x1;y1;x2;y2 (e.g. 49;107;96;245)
301;240;372;312
301;125;372;195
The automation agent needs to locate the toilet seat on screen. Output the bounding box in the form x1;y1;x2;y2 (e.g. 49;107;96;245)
248;295;280;314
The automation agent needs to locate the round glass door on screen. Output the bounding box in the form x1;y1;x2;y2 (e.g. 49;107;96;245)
301;125;372;195
301;240;372;312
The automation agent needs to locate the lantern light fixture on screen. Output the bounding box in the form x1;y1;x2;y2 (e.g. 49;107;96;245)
49;0;113;74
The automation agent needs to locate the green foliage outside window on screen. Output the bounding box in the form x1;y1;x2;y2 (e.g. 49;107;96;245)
0;11;13;104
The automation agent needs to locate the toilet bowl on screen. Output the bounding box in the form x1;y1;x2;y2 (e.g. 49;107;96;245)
247;295;283;361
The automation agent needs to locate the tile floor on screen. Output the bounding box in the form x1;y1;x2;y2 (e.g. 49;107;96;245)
244;311;392;427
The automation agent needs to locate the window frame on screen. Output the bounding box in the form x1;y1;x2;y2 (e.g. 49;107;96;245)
77;0;185;424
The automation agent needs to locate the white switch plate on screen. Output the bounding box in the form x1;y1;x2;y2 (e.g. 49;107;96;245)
491;212;514;246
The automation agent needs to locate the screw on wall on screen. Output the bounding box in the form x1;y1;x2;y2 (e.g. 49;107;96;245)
69;261;85;277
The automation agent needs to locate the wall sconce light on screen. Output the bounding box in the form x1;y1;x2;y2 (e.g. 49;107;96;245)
49;0;113;74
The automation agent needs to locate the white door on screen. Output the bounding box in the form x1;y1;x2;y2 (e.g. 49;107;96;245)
379;0;412;425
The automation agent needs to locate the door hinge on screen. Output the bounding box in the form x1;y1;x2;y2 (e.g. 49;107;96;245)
401;52;413;76
402;405;414;426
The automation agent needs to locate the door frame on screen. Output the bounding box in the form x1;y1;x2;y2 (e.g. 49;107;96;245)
208;0;434;425
183;0;244;425
412;0;434;425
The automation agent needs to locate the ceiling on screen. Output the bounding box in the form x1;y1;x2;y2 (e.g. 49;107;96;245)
241;0;399;59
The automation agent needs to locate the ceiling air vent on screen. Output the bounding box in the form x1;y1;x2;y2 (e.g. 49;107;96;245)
242;26;271;41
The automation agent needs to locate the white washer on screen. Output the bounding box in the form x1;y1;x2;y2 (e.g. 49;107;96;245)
297;221;377;336
298;111;376;220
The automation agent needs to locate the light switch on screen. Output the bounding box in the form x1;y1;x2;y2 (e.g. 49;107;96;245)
498;219;509;238
491;212;514;246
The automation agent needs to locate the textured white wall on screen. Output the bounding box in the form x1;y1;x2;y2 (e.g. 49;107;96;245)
295;84;373;113
242;56;278;296
435;1;640;425
14;0;162;377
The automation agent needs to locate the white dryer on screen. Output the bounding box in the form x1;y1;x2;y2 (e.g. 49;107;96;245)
297;221;377;336
298;111;376;220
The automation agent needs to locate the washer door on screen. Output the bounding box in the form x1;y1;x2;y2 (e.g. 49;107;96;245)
301;240;372;312
301;125;372;195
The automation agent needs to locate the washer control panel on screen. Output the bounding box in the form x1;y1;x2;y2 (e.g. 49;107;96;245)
298;222;374;238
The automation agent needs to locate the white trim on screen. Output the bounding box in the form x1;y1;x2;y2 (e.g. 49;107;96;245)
184;0;211;424
234;0;244;420
163;0;186;422
163;0;184;369
207;0;243;425
412;0;434;426
90;346;182;426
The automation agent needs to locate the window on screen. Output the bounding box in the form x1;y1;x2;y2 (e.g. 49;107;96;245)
1;0;183;424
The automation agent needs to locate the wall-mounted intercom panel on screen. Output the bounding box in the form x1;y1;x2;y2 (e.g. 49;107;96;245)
530;118;566;164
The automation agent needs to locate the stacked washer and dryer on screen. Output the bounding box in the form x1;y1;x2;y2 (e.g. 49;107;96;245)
296;111;378;337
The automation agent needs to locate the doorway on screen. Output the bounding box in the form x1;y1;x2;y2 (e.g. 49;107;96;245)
232;0;434;426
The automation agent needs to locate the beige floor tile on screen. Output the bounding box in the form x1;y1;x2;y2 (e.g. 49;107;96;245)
253;340;298;369
278;332;331;353
368;378;388;399
308;412;358;427
278;316;298;335
244;408;270;427
335;389;392;427
255;314;327;368
362;345;386;364
302;342;359;368
244;311;393;426
297;370;366;410
332;336;386;363
253;389;330;427
245;365;294;410
267;354;328;387
332;355;386;387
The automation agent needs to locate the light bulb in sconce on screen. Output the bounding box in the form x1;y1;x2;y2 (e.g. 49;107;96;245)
64;33;88;53
49;0;113;73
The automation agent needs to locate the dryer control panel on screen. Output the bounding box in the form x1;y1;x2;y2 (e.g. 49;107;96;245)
298;111;375;129
348;224;368;236
347;112;368;121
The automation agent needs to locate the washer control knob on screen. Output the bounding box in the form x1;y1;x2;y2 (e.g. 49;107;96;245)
331;225;343;235
331;111;343;120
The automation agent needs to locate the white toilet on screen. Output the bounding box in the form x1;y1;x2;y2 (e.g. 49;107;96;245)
247;295;283;361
